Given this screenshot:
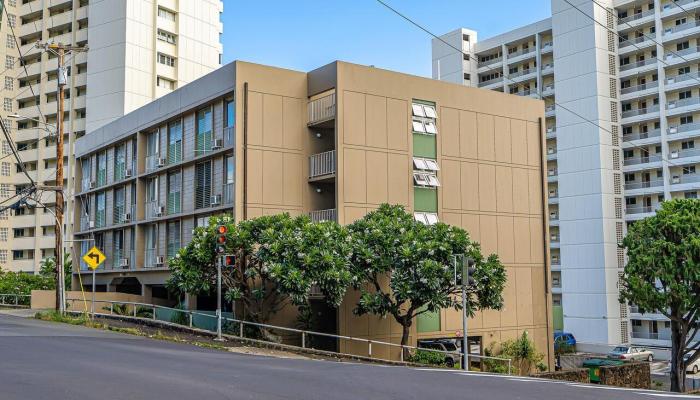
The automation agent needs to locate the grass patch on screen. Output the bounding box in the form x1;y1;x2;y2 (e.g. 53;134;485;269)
35;311;89;325
107;326;143;336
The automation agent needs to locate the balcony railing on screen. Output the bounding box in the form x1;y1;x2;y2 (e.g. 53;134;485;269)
619;58;657;72
309;150;336;178
145;154;159;173
549;213;559;221
478;77;503;87
624;154;663;165
508;69;534;79
145;201;161;219
619;34;656;49
621;81;658;95
670;148;700;159
665;46;700;60
309;209;337;223
623;129;661;142
619;9;654;24
551;257;561;266
545;105;556;113
626;205;660;214
624;179;664;190
541;42;553;52
96;169;106;187
663;0;700;12
666;72;700;85
632;331;671;341
667;97;700;110
508;47;536;59
308;92;336;126
194;131;213;157
621;105;660;118
669;122;700;135
478;56;502;68
671;174;700;184
664;19;700;35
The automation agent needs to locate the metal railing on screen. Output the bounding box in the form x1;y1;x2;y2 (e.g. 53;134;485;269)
309;209;337;223
670;147;700;159
541;41;553;52
626;205;660;215
621;105;660;119
621;81;658;95
67;298;513;372
623;129;661;142
669;122;700;135
309;150;336;178
308;92;336;125
508;69;534;79
671;173;700;184
625;179;664;190
632;331;671;341
619;58;657;72
478;77;503;87
195;131;214;157
663;0;700;12
665;46;700;61
623;154;663;165
667;97;700;110
619;34;656;49
0;294;30;307
619;9;654;24
478;57;502;68
666;72;700;85
545;105;556;113
94;210;106;228
664;19;700;35
507;47;535;59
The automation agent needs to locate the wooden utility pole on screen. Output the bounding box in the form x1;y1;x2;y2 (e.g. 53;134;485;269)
36;42;88;312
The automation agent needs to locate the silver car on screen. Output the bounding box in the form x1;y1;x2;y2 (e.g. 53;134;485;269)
607;346;654;362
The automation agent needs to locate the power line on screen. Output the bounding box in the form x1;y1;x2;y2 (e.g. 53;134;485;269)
374;0;692;173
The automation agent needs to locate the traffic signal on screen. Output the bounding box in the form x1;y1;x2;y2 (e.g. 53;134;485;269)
464;258;476;288
224;254;236;267
216;225;227;254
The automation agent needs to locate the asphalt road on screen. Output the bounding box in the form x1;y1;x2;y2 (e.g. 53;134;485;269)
0;315;695;400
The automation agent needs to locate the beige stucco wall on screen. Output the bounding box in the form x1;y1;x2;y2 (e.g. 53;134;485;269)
31;290;145;312
332;62;553;366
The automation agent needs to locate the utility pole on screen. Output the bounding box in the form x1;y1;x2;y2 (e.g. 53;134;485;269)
36;42;88;313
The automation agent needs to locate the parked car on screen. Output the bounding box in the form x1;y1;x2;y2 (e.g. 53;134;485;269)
685;355;700;374
607;346;654;362
418;340;460;368
554;332;576;352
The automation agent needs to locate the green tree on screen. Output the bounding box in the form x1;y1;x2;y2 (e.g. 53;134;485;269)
0;268;54;305
347;204;507;353
620;199;700;392
498;331;544;375
39;254;73;290
167;214;353;331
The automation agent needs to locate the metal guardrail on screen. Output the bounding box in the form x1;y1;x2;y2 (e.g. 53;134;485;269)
0;294;31;307
308;92;336;125
66;298;512;373
309;208;337;222
309;150;336;178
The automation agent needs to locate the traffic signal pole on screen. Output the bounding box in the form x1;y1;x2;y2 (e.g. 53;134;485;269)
462;274;468;371
216;255;223;341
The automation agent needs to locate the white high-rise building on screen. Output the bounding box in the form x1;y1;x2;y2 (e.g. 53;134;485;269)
433;0;697;351
2;0;223;273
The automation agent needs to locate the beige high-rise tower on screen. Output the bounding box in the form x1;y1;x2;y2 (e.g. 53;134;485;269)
1;0;223;272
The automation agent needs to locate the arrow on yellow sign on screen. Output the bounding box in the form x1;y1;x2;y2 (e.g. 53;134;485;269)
82;246;106;270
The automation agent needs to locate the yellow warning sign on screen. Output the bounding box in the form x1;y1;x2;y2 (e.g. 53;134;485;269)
82;246;106;270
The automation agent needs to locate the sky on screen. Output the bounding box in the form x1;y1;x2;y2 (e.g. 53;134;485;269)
221;0;551;78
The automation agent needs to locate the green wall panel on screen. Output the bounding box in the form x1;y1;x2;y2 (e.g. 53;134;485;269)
553;305;564;331
413;133;436;158
417;309;441;333
414;187;437;212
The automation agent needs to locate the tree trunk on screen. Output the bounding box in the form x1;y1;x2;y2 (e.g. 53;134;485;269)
400;323;411;361
670;320;686;393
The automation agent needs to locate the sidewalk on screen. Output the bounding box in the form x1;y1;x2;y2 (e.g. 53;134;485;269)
0;308;38;318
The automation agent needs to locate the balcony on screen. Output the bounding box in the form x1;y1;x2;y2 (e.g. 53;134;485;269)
626;204;660;215
619;58;658;77
631;331;671;341
622;129;661;144
667;97;700;116
664;46;700;65
508;68;536;82
545;105;556;117
665;72;700;91
507;47;536;63
108;250;135;271
541;41;553;53
624;178;664;191
623;153;663;166
223;125;235;147
542;84;555;97
145;154;159;173
309;209;337;223
618;35;657;54
477;56;502;70
144;248;159;269
546;127;556;139
618;9;655;26
661;0;700;18
308;92;336;127
620;81;659;100
670;174;700;191
668;122;700;140
663;19;700;42
621;105;660;122
548;191;559;204
309;150;336;180
478;77;503;89
547;168;558;182
145;201;162;220
541;62;554;76
669;147;700;161
546;148;557;161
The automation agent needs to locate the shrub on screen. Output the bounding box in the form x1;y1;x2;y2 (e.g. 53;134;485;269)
407;350;447;366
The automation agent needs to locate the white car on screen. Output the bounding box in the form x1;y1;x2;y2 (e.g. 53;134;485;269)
686;356;700;374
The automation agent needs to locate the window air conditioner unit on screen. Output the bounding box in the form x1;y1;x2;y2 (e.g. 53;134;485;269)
672;176;681;184
210;194;222;206
89;220;95;229
124;169;133;178
212;138;224;150
119;258;129;268
157;158;166;167
123;213;131;222
668;78;676;84
89;181;96;189
156;206;165;217
670;126;678;134
155;256;165;266
671;150;679;159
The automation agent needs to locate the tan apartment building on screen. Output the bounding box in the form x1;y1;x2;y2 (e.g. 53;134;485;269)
2;0;222;272
72;60;553;364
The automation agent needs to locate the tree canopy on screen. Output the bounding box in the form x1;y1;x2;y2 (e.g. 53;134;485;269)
620;199;700;392
347;204;507;348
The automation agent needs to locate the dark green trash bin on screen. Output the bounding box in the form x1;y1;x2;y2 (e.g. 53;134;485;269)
582;358;624;383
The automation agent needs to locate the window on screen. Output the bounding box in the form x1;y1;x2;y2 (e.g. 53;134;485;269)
224;155;234;203
413;157;440;171
146;177;158;204
157;53;176;67
195;161;212;209
414;212;439;225
0;209;8;220
96;151;107;186
413;172;440;187
679;66;690;75
680;91;692;100
5;55;13;69
464;73;470;81
681;115;694;125
95;192;106;228
682;141;695;150
3;98;11;112
676;17;687;26
412;102;438;135
167;220;181;259
157;29;176;44
114;144;126;181
683;166;696;175
157;77;175;90
113;186;125;224
167;170;181;215
678;41;690;51
167;120;182;163
686;191;698;199
195;107;212;154
158;7;176;21
462;34;470;42
6;34;13;49
4;77;13;91
112;230;124;266
12;228;23;238
1;162;10;176
225;98;235;128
